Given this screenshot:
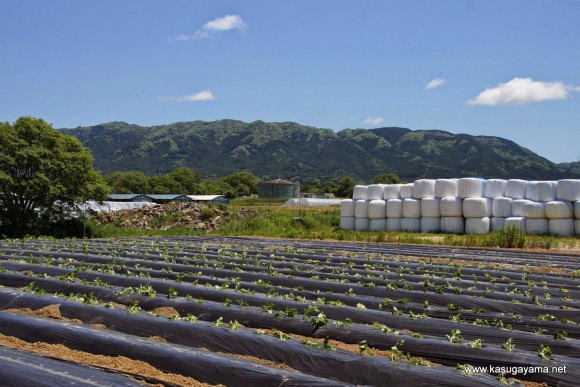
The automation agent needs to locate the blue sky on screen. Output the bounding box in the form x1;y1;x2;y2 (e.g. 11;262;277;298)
1;1;579;163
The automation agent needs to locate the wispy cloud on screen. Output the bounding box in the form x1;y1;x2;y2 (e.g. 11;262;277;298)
157;90;217;102
468;77;579;106
363;116;384;126
169;15;247;42
425;78;447;90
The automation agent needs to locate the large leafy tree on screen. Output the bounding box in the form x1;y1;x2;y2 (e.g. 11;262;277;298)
0;117;108;237
222;171;259;197
107;171;151;194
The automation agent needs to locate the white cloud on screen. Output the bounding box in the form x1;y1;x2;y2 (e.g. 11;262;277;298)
157;90;217;102
425;78;447;90
363;116;384;126
169;15;246;41
468;77;579;106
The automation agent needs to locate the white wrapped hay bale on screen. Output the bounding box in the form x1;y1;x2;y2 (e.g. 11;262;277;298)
434;179;458;198
505;217;526;230
458;178;485;198
369;218;388;231
512;199;533;217
465;217;490;234
525;181;539;202
401;218;421;232
545;200;573;219
440;196;463;217
383;184;402;199
367;184;386;200
549;219;574;237
353;185;368;200
400;183;415;199
354;200;369;218
576;201;580;219
386;199;403;218
413;179;436;199
505;179;528;199
525;202;546;219
355;217;370;231
557;179;580;201
387;218;402;232
463;197;493;218
441;217;464;234
492;197;513;218
402;198;421;218
421;198;441;217
340;199;355;217
368;200;387;219
485;179;507;198
576;220;580;235
491;217;506;231
421;217;441;233
536;181;556;202
340;216;355;231
526;218;549;235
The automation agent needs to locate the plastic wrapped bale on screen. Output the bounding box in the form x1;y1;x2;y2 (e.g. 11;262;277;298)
386;199;403;218
505;179;529;199
463;197;492;218
340;199;355;217
525;181;539;202
399;183;415;199
458;178;485;198
421;198;441;217
354;217;370;231
485;179;507;198
401;218;421;232
368;200;387;219
512;199;533;217
354;200;369;218
383;184;402;199
386;218;402;232
556;179;580;201
526;218;549;235
440;196;463;217
340;216;355;231
576;201;580;219
413;179;436;199
505;217;526;230
434;179;458;198
367;184;386;200
576;220;580;235
491;217;506;231
545;200;573;219
402;198;421;218
536;181;556;202
465;217;490;234
421;217;441;233
441;217;464;234
549;219;574;236
352;185;368;200
492;197;513;218
525;202;546;219
285;198;300;206
369;218;388;231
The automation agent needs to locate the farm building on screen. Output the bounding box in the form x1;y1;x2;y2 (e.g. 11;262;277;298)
187;195;230;205
146;194;192;204
258;179;300;199
106;194;154;203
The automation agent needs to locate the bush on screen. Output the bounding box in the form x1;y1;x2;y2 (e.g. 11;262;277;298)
487;226;526;249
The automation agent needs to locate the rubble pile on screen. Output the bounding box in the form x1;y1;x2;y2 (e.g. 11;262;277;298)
93;202;226;231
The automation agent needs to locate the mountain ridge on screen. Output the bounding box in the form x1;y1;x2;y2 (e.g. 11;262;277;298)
62;120;577;181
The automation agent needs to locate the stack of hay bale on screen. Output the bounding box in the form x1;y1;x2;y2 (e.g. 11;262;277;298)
340;178;580;236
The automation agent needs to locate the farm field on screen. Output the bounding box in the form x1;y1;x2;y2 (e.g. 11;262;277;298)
0;236;578;386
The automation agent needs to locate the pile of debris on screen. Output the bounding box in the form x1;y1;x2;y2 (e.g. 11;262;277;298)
93;202;225;231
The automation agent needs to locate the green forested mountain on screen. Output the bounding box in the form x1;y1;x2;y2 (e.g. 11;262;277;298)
63;120;575;181
559;161;580;175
